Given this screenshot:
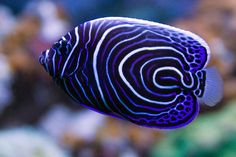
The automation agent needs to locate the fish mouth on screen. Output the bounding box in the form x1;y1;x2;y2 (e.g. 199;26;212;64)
39;54;44;66
39;50;46;65
39;49;50;72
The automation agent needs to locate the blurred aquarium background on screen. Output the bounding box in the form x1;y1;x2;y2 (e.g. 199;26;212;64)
0;0;236;157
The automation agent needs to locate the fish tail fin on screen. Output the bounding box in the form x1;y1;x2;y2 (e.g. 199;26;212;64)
198;67;223;107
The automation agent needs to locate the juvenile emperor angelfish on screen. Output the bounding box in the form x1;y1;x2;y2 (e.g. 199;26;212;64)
39;17;223;129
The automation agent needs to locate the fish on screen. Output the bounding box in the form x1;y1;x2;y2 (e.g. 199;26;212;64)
39;17;223;129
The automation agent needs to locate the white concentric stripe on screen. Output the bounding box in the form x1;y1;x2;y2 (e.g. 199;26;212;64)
84;21;93;49
194;71;202;96
68;49;82;76
105;30;187;108
45;49;49;62
44;49;50;72
93;24;135;107
140;57;194;89
153;66;189;89
102;30;178;114
83;23;87;42
63;79;80;103
140;56;183;95
105;29;157;62
74;73;95;105
52;51;56;77
105;30;177;98
105;28;190;70
118;46;194;104
60;27;80;78
103;27;169;115
92;16;211;68
91;20;106;45
84;22;92;69
62;36;66;40
68;32;72;41
105;28;173;76
103;27;141;56
106;42;178;109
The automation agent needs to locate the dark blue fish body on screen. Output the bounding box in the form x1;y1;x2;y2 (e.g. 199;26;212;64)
39;17;223;129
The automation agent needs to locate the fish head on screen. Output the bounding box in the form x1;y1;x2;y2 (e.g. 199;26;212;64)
39;36;76;80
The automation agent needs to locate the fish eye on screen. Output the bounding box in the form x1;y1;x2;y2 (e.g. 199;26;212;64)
52;39;72;56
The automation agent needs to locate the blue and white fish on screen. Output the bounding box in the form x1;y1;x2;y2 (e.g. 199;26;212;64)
39;17;223;129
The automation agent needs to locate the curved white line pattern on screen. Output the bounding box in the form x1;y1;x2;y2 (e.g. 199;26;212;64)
60;26;80;78
118;46;195;104
40;17;211;128
92;17;210;67
87;18;207;128
93;23;135;107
